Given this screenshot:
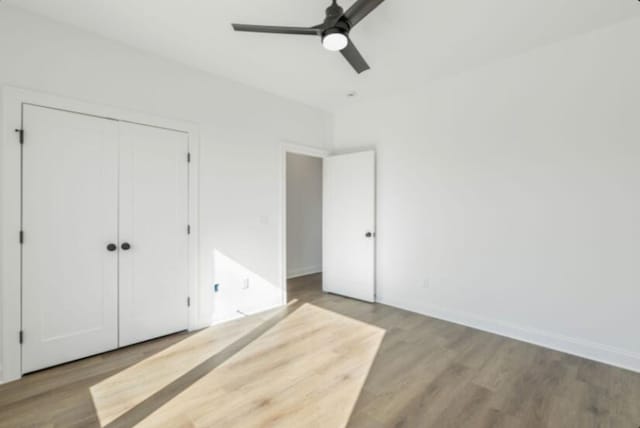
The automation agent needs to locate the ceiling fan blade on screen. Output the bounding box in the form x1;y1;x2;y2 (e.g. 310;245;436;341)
341;40;370;74
343;0;385;27
232;24;320;36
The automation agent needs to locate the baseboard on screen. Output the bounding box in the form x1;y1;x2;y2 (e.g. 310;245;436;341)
287;265;322;279
378;296;640;374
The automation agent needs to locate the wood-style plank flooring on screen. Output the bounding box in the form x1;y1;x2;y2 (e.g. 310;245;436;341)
0;273;638;427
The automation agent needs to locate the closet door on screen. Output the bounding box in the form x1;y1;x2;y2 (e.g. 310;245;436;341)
22;105;119;373
118;122;189;347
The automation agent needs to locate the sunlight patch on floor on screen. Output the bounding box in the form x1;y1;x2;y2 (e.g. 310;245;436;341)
90;304;291;427
136;303;385;428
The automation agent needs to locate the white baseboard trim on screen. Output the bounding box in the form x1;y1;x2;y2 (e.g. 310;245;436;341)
287;265;322;279
378;296;640;374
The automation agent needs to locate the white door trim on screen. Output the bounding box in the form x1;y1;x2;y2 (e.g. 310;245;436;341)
0;86;200;383
280;143;330;306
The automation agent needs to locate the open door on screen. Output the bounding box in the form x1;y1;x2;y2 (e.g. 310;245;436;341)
323;151;375;302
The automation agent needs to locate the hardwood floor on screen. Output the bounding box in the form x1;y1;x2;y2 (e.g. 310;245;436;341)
0;273;638;427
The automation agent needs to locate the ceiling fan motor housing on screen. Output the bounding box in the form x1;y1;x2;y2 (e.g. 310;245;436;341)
322;21;350;40
321;20;351;51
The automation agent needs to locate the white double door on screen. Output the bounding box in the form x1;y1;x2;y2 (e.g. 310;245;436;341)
21;105;189;373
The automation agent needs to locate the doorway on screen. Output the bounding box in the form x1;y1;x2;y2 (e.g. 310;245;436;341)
282;145;376;305
285;151;324;301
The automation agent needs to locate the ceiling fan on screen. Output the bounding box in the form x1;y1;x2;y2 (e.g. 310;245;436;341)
231;0;386;74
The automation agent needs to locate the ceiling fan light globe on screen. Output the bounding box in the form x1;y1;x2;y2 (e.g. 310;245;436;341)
322;32;348;51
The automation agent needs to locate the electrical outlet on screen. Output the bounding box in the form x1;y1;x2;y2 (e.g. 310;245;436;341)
422;279;430;289
242;278;250;290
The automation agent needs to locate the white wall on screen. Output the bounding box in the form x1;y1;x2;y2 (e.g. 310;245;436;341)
0;6;330;380
286;153;323;278
333;19;640;372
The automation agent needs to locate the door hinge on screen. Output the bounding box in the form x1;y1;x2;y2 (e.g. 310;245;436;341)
19;230;24;244
187;297;191;307
19;330;23;344
15;129;24;144
187;225;191;235
187;152;191;163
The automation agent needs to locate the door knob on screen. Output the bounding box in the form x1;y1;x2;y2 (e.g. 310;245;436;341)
121;242;131;251
106;243;117;252
365;232;373;238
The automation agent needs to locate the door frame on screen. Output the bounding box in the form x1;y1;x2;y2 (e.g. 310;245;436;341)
1;86;200;383
280;143;330;306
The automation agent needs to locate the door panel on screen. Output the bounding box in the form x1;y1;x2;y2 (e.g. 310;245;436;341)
323;151;376;302
118;122;189;347
22;105;119;373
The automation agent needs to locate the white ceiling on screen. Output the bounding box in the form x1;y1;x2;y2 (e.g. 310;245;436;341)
5;0;640;111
